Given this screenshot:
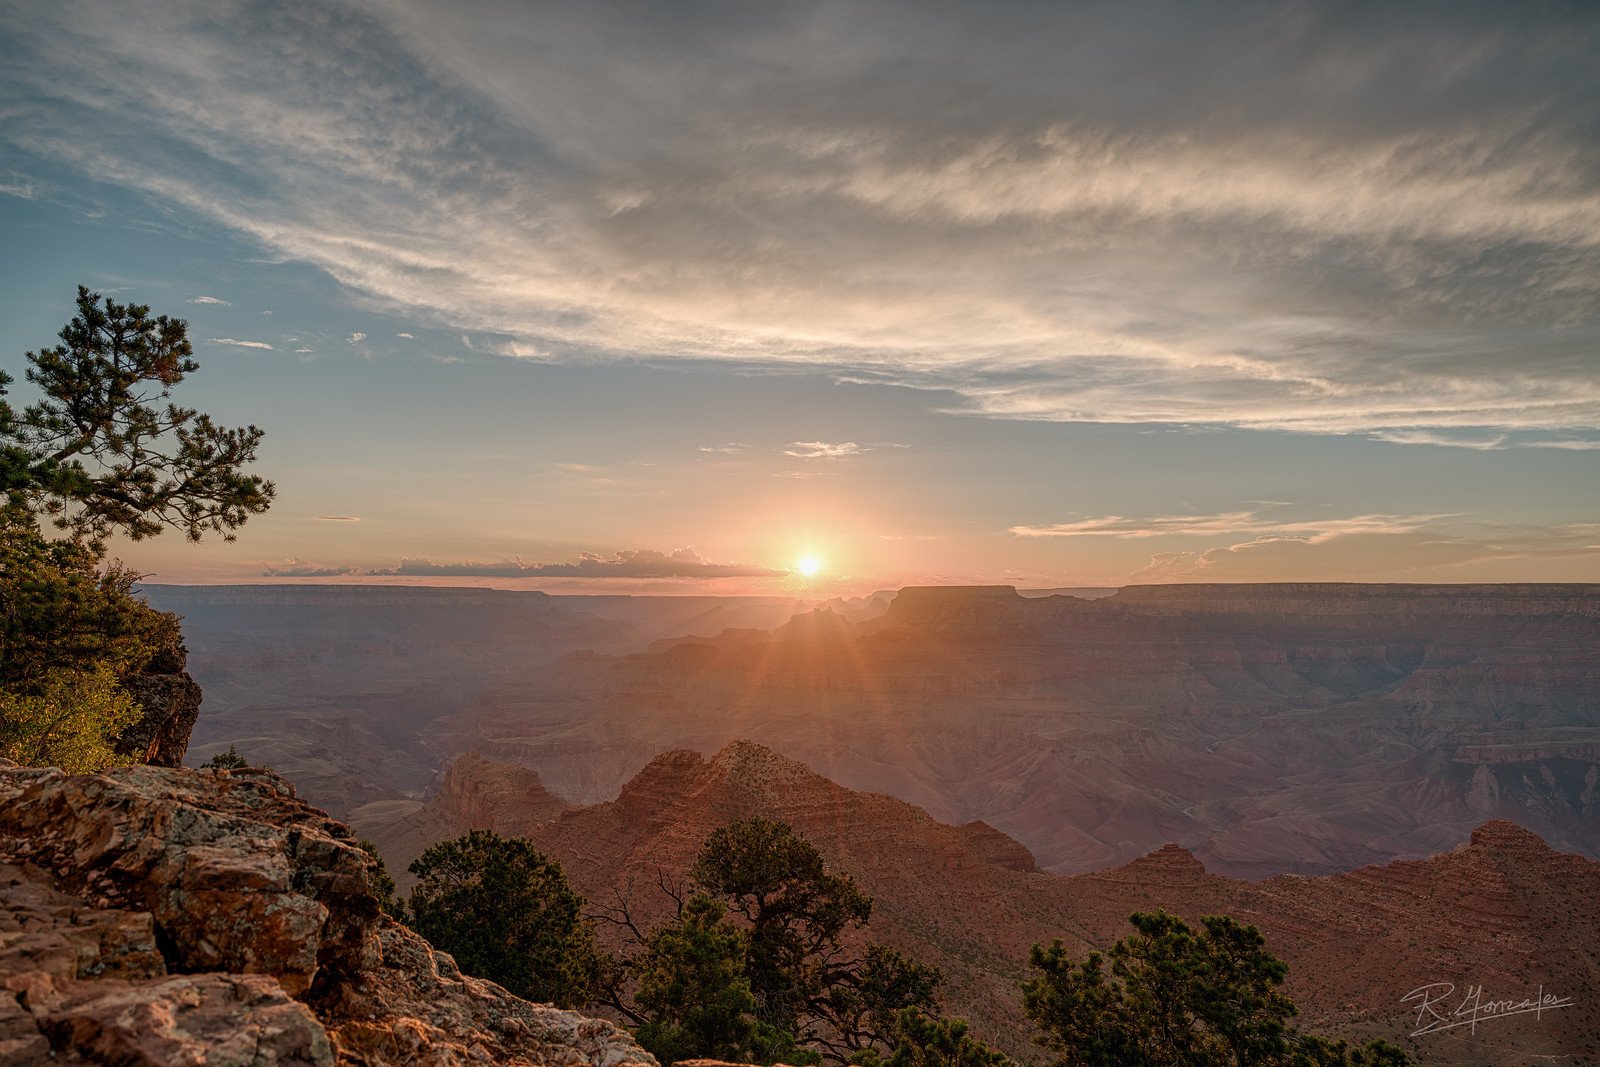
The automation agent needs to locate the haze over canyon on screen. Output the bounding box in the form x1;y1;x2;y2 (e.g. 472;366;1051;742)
147;582;1600;878
124;579;1600;1062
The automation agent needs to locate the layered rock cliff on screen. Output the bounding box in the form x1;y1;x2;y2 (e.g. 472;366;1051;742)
0;758;653;1067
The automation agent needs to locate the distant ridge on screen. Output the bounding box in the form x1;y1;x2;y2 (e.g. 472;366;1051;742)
461;580;1600;878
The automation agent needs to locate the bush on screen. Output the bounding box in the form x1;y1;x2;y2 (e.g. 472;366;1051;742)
0;507;180;771
852;1009;1010;1067
626;817;981;1065
0;664;141;772
203;744;250;770
407;829;604;1008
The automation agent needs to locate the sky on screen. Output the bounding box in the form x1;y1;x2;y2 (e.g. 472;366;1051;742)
1;0;1597;593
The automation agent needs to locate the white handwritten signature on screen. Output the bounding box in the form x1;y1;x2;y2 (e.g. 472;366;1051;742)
1402;982;1574;1037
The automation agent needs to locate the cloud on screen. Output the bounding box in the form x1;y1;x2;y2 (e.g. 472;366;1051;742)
1012;511;1449;542
190;295;230;306
396;332;414;339
4;3;1598;436
1127;524;1600;584
294;346;314;353
698;443;749;454
262;558;358;577
1524;439;1600;451
1369;430;1508;450
312;515;360;522
1369;428;1600;450
0;179;36;200
347;332;367;344
208;337;275;350
783;441;865;459
354;547;782;579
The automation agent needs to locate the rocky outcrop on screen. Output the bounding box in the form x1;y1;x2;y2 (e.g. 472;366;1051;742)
955;821;1038;873
0;758;654;1067
113;635;204;768
115;671;204;767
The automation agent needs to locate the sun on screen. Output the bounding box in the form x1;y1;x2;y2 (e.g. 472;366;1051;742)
796;555;821;577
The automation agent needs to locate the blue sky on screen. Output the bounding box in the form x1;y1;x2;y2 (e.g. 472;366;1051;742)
2;1;1597;590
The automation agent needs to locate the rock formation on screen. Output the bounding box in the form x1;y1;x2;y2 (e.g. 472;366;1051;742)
112;636;204;768
0;758;654;1067
352;752;568;892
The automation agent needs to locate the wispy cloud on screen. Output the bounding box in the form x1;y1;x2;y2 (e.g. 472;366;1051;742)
312;515;360;522
347;332;367;344
1012;511;1450;542
1369;429;1600;451
190;295;230;306
208;337;275;350
699;443;750;454
262;558;357;578
1521;439;1600;451
274;546;787;580
783;441;865;459
396;332;414;339
1128;523;1600;584
4;3;1597;436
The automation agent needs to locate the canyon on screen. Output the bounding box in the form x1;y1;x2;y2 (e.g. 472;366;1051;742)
447;583;1600;876
358;740;1600;1065
139;585;812;817
21;580;1600;1063
154;582;1600;877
